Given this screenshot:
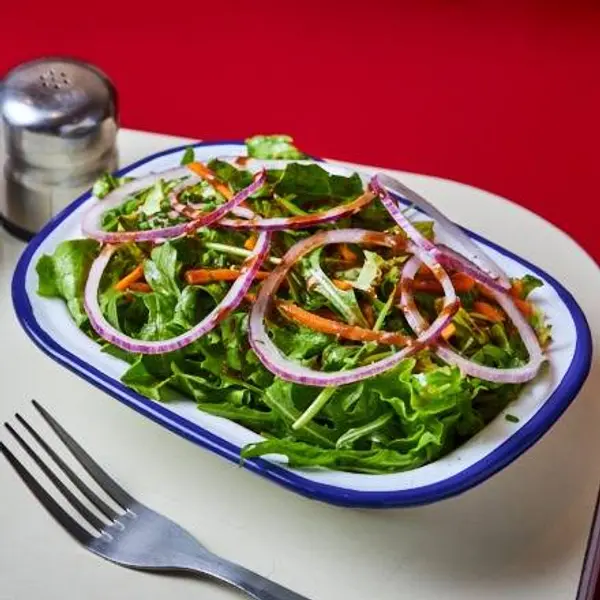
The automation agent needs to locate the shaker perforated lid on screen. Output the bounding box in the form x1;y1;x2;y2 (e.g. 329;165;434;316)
1;57;118;169
1;57;117;134
0;57;119;238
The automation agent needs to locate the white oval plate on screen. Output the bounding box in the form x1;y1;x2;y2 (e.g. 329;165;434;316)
12;141;593;508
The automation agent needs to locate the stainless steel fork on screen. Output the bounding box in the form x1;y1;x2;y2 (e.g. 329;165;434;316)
0;400;311;600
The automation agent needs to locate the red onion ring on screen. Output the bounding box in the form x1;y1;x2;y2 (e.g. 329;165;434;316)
433;243;508;294
82;167;266;243
248;229;459;387
374;172;511;289
400;255;544;384
84;231;271;354
172;190;376;231
82;167;194;243
369;175;436;252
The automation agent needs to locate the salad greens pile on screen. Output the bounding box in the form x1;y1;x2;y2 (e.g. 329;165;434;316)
35;134;551;474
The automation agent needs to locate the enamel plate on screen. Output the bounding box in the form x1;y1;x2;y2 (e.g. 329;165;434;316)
12;141;593;508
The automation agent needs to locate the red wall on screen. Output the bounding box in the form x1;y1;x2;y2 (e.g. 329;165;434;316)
2;1;598;260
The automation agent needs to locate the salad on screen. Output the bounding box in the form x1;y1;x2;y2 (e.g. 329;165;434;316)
35;135;551;474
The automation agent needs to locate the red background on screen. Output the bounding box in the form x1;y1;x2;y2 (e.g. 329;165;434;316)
1;1;599;261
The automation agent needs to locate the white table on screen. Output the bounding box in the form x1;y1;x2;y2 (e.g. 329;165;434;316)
1;128;599;600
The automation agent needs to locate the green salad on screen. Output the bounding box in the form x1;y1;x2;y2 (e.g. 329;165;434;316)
35;134;551;474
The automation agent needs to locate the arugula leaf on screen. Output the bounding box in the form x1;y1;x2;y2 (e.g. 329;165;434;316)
120;357;179;402
241;439;429;474
140;180;166;216
513;274;543;299
143;243;181;298
335;412;394;449
36;239;100;326
353;250;383;292
180;147;195;165
206;159;254;192
260;379;338;447
246;134;306;159
274;163;363;201
303;247;368;326
92;173;133;199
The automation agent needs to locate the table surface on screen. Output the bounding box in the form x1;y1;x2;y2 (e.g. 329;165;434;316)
1;128;599;600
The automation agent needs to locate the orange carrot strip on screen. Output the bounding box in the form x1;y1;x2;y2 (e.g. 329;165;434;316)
441;323;456;340
185;268;271;285
514;297;533;318
361;301;376;328
187;162;233;199
114;265;144;291
244;234;257;251
277;302;409;346
332;279;353;291
128;282;152;293
473;301;505;322
339;244;358;264
511;280;524;299
411;273;475;294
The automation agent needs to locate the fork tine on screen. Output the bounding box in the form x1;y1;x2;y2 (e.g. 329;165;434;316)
16;414;119;521
0;442;92;544
5;423;107;532
32;400;134;508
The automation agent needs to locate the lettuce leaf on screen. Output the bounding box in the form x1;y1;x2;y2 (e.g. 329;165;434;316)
36;239;100;326
246;134;306;160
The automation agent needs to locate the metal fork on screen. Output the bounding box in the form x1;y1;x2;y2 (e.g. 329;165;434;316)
0;400;311;600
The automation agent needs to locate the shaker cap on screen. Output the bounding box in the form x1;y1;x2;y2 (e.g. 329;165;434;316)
1;57;117;136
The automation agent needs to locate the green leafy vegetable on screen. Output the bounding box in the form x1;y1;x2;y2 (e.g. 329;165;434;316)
36;239;100;326
34;132;551;475
92;173;132;199
274;163;363;201
302;247;368;326
180;147;195;165
246;134;307;159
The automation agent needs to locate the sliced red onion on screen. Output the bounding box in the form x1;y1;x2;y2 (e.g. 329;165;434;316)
83;167;265;243
84;231;271;354
369;175;436;252
172;190;375;231
171;199;256;220
82;167;194;243
375;172;511;289
248;229;459;387
400;255;544;384
434;243;507;294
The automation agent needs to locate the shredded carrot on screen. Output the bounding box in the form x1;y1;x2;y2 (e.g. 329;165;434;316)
277;302;409;346
244;234;257;251
114;265;144;291
128;282;152;293
332;279;353;291
361;301;376;328
511;280;524;299
473;301;505;322
412;273;475;294
514;297;533;318
185;268;270;285
186;162;233;199
339;244;358;264
244;292;257;303
441;323;456;340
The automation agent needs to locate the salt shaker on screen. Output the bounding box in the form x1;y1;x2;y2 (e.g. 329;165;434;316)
0;57;119;239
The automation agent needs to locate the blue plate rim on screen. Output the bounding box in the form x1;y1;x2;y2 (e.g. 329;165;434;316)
11;140;593;508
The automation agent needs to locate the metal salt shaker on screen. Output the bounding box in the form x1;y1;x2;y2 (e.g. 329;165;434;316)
0;57;118;239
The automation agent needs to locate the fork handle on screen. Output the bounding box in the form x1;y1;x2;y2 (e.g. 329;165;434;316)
186;554;312;600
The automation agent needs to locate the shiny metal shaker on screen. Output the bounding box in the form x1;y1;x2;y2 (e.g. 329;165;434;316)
0;57;118;239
